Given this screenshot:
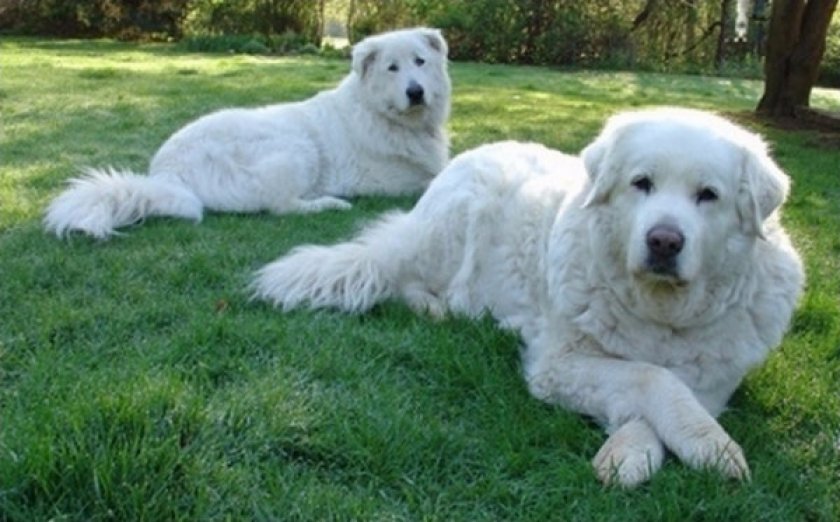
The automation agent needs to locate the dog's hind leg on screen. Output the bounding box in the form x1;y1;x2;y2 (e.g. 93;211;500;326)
250;151;352;215
446;199;495;316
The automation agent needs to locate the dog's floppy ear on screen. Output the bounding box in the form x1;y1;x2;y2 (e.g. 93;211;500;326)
581;125;621;208
737;143;789;239
420;28;448;56
352;39;378;78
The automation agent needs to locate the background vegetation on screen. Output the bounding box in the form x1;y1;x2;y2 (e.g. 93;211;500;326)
1;0;839;83
1;37;839;520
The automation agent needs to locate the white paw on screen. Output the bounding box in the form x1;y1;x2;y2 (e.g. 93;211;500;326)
308;196;352;212
445;283;476;316
679;428;750;480
284;196;352;214
593;423;664;487
402;286;447;320
329;198;353;211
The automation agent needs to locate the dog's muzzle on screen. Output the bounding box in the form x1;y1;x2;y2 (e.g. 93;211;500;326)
406;81;425;106
645;224;684;276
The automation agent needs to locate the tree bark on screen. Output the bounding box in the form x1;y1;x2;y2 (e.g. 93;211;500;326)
347;0;356;42
756;0;839;117
632;0;658;32
715;0;732;70
685;0;698;61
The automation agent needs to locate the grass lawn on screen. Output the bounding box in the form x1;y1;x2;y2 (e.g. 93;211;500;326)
1;38;839;521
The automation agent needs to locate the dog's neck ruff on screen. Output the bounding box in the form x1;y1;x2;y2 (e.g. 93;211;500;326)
603;262;755;331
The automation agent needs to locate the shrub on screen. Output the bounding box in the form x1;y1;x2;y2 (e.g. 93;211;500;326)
0;0;190;40
182;0;323;45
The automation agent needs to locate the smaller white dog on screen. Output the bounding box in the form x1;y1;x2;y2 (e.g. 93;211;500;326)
252;108;804;486
45;27;450;239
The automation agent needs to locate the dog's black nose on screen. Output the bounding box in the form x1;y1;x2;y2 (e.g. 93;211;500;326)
646;225;684;259
406;82;424;105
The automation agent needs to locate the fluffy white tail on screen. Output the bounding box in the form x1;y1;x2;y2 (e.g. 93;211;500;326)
252;212;413;312
44;167;203;239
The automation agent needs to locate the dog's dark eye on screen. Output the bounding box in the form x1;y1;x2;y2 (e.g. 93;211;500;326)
696;187;718;203
388;64;399;72
415;57;425;66
631;176;653;194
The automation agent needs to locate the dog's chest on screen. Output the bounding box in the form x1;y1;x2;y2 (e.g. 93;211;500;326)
572;290;761;377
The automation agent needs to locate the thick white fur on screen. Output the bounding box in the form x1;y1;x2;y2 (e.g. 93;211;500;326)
45;27;450;239
252;108;804;487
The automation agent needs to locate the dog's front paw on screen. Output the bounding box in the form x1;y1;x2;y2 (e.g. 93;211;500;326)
593;442;659;488
593;420;665;487
679;426;750;480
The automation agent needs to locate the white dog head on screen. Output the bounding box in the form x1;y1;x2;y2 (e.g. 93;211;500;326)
351;27;451;128
581;108;790;286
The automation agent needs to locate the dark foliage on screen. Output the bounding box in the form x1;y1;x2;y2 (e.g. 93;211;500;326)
0;0;190;40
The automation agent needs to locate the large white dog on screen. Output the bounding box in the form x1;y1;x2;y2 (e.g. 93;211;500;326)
252;108;804;486
45;27;451;239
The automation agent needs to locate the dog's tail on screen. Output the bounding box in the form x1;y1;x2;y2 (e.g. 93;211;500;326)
44;167;203;239
252;211;414;312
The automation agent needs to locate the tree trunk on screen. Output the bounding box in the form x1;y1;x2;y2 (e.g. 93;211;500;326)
320;0;326;43
522;0;549;64
715;0;732;69
347;0;356;43
632;0;658;32
756;0;839;117
685;0;698;61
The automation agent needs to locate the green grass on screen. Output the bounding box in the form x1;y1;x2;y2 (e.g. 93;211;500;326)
1;37;839;521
